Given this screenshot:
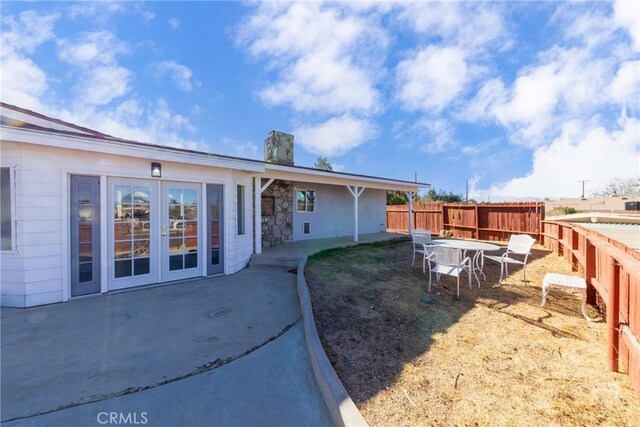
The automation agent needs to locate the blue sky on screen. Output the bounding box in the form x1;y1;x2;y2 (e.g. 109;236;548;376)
1;1;638;200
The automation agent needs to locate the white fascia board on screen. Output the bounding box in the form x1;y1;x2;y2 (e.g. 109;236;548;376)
1;126;265;173
263;164;429;192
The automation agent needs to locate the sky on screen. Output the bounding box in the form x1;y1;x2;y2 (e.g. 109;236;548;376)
1;0;638;200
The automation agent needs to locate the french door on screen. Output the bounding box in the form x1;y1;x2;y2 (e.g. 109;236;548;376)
161;182;202;282
108;179;159;290
102;178;209;291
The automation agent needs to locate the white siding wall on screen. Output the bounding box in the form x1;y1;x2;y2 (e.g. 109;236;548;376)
0;141;254;307
226;172;254;274
292;182;387;240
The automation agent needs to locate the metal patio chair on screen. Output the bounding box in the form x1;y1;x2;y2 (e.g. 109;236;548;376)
426;246;477;298
411;229;433;273
484;234;536;284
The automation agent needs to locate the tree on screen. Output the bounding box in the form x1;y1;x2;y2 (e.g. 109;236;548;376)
387;190;408;205
423;188;463;203
593;177;640;198
314;156;333;171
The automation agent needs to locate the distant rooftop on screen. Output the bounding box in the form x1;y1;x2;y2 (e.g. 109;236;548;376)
548;213;640;252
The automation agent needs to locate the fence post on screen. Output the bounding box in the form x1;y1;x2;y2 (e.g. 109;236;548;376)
607;254;620;372
585;242;596;304
474;205;479;240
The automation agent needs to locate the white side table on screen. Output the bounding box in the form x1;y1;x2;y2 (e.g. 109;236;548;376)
541;273;592;321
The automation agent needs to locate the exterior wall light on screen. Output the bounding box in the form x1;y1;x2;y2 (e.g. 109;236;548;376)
151;162;162;178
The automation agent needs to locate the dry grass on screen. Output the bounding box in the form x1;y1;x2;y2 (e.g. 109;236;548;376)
305;239;640;426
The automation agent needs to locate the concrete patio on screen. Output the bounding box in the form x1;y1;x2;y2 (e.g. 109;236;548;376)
251;232;406;267
1;266;332;426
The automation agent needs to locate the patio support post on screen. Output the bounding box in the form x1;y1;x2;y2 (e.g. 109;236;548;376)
346;185;365;242
254;177;275;254
405;191;414;235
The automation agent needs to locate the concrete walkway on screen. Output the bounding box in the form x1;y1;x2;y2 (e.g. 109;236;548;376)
1;267;332;426
252;232;406;267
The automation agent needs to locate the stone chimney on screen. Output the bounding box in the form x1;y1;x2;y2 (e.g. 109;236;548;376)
264;131;294;165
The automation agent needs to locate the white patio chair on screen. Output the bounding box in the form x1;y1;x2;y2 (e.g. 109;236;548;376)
484;234;536;284
411;230;433;273
426;246;478;298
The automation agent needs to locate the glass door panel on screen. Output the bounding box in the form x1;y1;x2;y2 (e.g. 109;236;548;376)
162;183;201;281
113;185;152;278
108;179;158;290
207;184;224;275
71;176;100;297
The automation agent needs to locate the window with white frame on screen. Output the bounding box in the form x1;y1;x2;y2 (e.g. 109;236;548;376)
296;190;315;212
236;184;245;235
1;167;14;251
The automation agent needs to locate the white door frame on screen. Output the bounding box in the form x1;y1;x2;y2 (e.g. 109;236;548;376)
160;181;203;282
107;177;160;291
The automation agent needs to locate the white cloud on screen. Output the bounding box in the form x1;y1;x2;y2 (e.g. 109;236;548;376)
0;53;48;111
238;2;387;156
68;1;154;22
69;2;126;19
168;18;180;29
398;2;508;51
218;137;259;159
152;61;197;92
57;31;128;67
238;2;385;114
607;60;640;106
396;46;468;112
1;10;203;154
419;118;455;153
75;65;133;105
56;98;204;151
1;10;59;53
0;10;59;111
464;28;636;147
293;115;376;157
613;0;640;51
259;50;378;114
481;112;640;199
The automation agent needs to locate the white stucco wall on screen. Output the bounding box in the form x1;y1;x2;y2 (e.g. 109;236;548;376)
0;141;254;307
292;182;387;240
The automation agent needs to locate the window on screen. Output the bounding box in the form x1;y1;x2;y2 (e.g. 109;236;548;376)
296;190;315;212
1;167;13;251
303;221;310;235
236;185;245;235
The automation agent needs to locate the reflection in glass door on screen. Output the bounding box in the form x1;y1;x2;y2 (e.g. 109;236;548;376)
207;185;224;275
114;185;152;278
162;183;201;281
70;175;100;297
108;179;159;290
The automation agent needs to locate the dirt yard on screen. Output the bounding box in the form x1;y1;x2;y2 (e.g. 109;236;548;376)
305;239;640;426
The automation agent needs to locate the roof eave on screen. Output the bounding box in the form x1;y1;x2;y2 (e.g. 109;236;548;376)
262;163;430;191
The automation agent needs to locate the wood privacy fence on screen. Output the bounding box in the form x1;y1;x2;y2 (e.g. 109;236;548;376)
386;202;545;242
543;220;640;398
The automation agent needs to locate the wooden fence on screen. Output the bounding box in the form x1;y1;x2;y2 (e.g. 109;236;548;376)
543;220;640;398
387;202;545;242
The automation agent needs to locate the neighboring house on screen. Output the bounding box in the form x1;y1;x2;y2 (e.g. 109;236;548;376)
0;103;428;307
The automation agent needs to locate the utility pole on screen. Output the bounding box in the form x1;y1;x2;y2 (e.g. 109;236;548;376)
466;179;469;203
577;180;589;200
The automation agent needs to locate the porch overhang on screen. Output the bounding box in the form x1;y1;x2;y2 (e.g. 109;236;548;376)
261;163;430;192
253;163;430;251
